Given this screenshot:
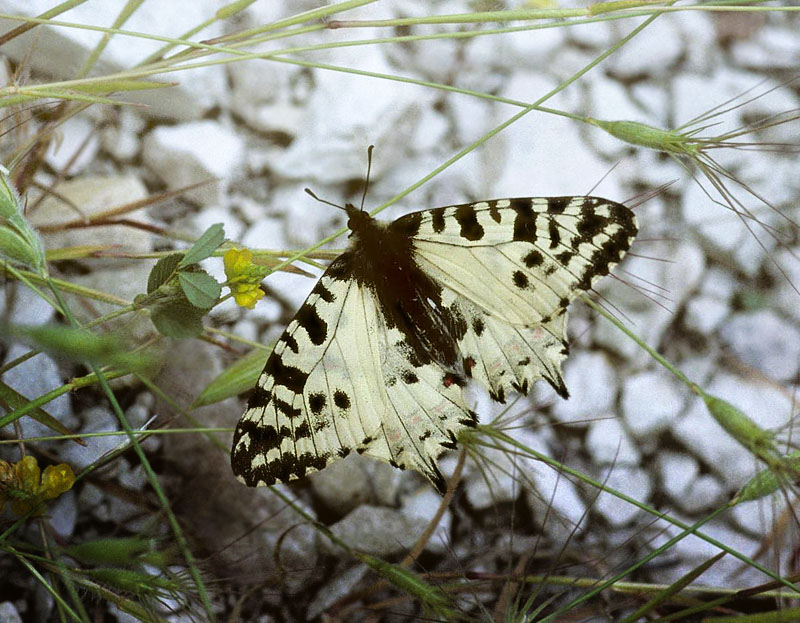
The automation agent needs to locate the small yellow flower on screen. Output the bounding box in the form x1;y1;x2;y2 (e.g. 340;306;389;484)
0;456;75;516
223;248;268;309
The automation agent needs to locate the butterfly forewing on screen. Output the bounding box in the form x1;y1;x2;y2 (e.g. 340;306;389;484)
231;195;637;493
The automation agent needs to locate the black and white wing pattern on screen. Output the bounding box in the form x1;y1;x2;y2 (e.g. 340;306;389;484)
231;196;637;493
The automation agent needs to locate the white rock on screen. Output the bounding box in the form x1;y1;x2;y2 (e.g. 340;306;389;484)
621;371;685;438
1;344;76;439
719;310;800;381
193;206;244;247
731;24;800;70
730;497;780;537
685;295;729;334
101;109;144;161
228;61;305;136
672;372;792;488
309;454;375;516
681;474;725;514
499;26;564;67
585;76;659;158
401;487;452;554
678;11;720;74
0;602;22;623
492;73;620;199
664;519;762;588
586;417;640;465
48;490;77;538
672;70;750;133
0;0;226;120
612;18;683;78
593;466;651;527
0;282;55;326
45;116;100;174
551;351;616;425
270;56;428;184
28;175;151;259
242;216;287;254
657;451;699;503
569;20;612;48
306;564;368;621
60;406;120;471
142;121;246;206
526;458;588;540
769;246;800;323
325;505;420;557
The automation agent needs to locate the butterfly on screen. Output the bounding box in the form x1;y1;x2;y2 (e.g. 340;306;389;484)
231;194;637;494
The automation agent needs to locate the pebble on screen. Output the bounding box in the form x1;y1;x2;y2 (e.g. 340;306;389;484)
142;121;246;206
611;18;683;78
0;602;23;623
1;344;77;438
306;564;368;621
48;490;78;538
680;474;725;514
621;371;686;439
685;295;730;334
45;116;100;174
657;451;700;504
525;456;588;541
28;175;152;259
0;0;226;119
325;505;421;557
672;372;792;488
585;418;641;465
59;406;121;471
401;487;452;554
719;310;800;381
551;351;617;425
592;466;652;527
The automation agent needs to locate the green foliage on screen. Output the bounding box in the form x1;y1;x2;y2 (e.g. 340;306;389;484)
139;224;226;338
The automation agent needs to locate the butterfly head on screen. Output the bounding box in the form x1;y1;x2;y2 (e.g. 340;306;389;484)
345;202;373;236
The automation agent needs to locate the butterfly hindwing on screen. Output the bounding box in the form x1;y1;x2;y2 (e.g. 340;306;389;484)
232;195;637;493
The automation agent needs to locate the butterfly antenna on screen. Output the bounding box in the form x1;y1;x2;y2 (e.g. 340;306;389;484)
359;144;375;213
304;187;346;213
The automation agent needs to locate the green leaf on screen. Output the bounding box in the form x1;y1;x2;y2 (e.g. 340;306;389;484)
0;379;83;442
6;324;154;372
150;300;205;338
0;227;40;268
191;347;267;408
147;254;183;293
179;223;225;268
178;271;221;309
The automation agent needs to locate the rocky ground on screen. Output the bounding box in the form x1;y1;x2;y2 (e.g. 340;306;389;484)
0;1;798;621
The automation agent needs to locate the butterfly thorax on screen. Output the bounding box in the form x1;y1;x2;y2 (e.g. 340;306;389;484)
334;204;467;378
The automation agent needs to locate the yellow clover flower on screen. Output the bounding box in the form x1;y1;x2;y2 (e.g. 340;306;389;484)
0;456;75;516
223;248;268;309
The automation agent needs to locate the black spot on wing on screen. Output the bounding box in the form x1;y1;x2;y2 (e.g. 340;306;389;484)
295;303;327;345
488;201;502;223
547;196;572;214
455;204;484;241
274;396;301;419
555;250;574;266
281;332;299;354
294;421;311;440
313;281;335;303
309;392;326;415
264;355;308;393
431;207;446;233
267;451;329;483
523;249;543;268
512;270;529;289
548;218;561;249
510;198;537;243
247;385;271;409
338;447;351;458
402;370;419;384
333;389;351;409
471;316;485;336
